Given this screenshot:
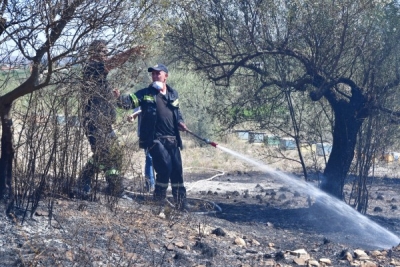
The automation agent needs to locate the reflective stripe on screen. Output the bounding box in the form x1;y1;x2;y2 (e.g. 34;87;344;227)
171;183;185;187
144;95;155;102
105;169;119;175
130;94;139;108
155;181;169;188
171;99;179;107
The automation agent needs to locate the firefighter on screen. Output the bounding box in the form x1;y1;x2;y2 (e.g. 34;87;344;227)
122;63;189;210
79;39;143;197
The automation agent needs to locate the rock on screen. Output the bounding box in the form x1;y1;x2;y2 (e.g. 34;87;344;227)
319;258;332;265
369;250;383;257
390;259;400;265
373;206;383;212
65;250;74;261
165;243;174;251
174;241;185;248
307;259;320;266
245;249;258;254
212;227;226;237
293;257;308;265
290;248;308;257
34;210;49;216
275;251;286;260
341;251;353;262
266;222;274;227
198;225;213;235
263;259;276;266
234;237;246;247
361;260;377;267
250;239;260;246
354;249;369;260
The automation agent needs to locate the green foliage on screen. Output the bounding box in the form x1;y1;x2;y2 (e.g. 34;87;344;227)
167;68;217;141
0;68;30;94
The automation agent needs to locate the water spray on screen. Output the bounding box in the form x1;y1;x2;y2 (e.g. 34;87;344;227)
184;129;400;248
215;145;400;249
186;130;218;148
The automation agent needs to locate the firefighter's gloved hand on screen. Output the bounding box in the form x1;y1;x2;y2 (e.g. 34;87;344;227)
113;88;120;98
178;122;188;132
127;107;141;122
127;114;137;122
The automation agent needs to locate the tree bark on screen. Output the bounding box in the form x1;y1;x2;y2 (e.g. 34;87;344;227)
0;103;14;211
321;89;366;199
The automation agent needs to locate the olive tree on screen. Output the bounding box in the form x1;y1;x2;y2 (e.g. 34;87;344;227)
167;0;400;199
0;0;159;211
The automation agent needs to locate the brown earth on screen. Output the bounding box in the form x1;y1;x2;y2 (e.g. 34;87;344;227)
1;144;400;266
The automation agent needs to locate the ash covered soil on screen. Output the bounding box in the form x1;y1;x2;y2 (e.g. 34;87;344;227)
1;168;400;267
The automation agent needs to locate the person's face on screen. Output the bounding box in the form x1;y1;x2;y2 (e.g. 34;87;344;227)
98;45;108;62
151;70;168;83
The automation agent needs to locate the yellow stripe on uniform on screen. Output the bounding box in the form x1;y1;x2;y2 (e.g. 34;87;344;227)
171;99;179;107
130;94;139;108
105;169;119;175
144;95;155;102
171;183;185;187
155;181;169;188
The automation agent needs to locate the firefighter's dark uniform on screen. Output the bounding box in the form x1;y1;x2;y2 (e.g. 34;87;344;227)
80;60;123;195
121;84;186;205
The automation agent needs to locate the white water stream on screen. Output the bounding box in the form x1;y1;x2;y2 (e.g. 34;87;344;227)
216;144;400;249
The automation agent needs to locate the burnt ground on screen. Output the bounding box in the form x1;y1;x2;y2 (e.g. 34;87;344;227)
1;169;400;266
180;169;400;265
185;170;400;247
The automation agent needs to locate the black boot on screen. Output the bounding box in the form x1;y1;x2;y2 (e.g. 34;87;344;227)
153;185;167;203
172;186;188;211
152;185;169;215
78;162;96;198
173;194;189;212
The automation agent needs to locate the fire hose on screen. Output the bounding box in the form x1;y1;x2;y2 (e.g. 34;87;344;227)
185;129;218;148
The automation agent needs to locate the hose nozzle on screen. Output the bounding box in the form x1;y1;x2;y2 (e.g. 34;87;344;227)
209;141;218;147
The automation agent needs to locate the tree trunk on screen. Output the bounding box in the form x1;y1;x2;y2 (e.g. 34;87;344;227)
320;100;363;199
0;103;14;212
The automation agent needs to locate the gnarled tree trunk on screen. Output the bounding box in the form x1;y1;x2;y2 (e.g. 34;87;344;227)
321;88;367;199
0;103;14;212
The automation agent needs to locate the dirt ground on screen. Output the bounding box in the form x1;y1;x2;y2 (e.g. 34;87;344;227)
182;168;400;248
1;142;400;266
